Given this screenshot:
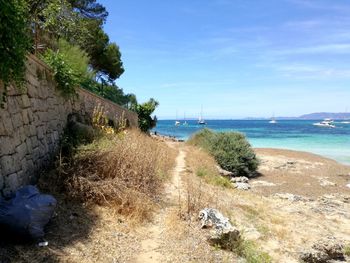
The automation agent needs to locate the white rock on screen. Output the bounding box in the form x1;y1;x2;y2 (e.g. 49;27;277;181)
198;208;232;229
319;178;336;187
234;182;251;190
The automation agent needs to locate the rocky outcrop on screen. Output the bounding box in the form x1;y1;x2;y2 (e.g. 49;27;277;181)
199;208;240;250
300;236;345;263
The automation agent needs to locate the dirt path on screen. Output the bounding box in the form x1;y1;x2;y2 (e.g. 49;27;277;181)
135;147;186;263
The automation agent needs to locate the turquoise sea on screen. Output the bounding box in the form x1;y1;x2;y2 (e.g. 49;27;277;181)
153;120;350;165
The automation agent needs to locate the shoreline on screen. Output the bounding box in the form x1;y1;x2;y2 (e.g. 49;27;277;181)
151;132;350;166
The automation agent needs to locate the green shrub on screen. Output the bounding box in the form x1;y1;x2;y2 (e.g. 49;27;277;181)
42;49;78;97
233;239;272;263
0;0;30;85
344;245;350;256
188;129;259;177
0;0;30;108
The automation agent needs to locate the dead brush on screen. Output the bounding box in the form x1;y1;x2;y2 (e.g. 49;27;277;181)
61;130;176;222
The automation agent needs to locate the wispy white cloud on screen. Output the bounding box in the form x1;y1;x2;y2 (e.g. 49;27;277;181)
286;0;350;12
275;64;350;79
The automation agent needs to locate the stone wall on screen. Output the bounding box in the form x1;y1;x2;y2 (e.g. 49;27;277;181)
0;54;138;196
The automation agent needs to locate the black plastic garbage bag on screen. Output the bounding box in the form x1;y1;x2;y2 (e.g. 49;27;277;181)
0;185;56;240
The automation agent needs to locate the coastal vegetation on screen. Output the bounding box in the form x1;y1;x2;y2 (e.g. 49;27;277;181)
0;0;158;130
0;0;30;92
188;129;259;177
46;108;177;222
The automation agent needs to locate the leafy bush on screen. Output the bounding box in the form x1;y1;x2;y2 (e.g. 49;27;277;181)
133;98;159;132
57;39;94;82
42;49;78;97
0;0;30;85
188;129;259;177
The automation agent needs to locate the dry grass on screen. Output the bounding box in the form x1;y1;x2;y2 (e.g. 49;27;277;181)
58;129;177;222
0;130;177;263
185;145;232;188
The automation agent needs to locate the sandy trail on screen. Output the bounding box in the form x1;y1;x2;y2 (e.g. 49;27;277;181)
135;146;186;263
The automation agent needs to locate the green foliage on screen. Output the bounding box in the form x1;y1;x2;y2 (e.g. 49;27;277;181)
344;245;350;257
40;0;78;39
42;49;78;97
0;0;30;85
196;168;232;188
189;129;259;177
58;39;93;81
67;0;108;21
133;98;159;132
233;239;272;263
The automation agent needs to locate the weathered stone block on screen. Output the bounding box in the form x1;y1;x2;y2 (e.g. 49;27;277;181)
31;136;39;148
16;142;27;160
29;124;36;136
1;111;14;135
0;155;16;176
11;130;21;148
33;147;40;160
25;138;33;154
27;108;34;123
27;83;38;98
7;96;19;114
22;109;30;124
37;125;44;140
0;118;6;136
17;170;25;185
12;112;23;129
0;137;16;156
0;173;3;189
21;94;31;108
30;98;39;111
4;173;19;191
26;71;40;88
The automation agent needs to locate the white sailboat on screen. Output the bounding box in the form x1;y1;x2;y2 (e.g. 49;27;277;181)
183;112;188;126
175;111;180;126
198;106;206;125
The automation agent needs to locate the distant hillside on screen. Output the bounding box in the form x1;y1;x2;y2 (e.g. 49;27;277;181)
299;112;350;120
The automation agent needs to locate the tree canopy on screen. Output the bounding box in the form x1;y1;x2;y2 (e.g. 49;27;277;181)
0;0;159;132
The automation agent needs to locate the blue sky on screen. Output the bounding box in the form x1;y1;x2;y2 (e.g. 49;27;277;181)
99;0;350;119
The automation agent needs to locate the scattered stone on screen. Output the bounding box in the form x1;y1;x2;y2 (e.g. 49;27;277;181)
198;208;232;229
233;182;251;190
300;236;345;263
273;193;306;202
346;183;350;189
231;176;249;183
251;180;276;187
199;208;240;250
216;165;233;177
319;178;336;187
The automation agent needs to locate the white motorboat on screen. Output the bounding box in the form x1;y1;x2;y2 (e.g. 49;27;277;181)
269;118;277;124
313;118;335;128
175;120;181;126
269;113;277;124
